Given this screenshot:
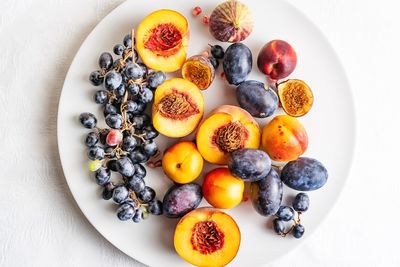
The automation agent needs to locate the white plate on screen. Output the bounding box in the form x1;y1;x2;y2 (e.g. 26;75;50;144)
57;0;355;266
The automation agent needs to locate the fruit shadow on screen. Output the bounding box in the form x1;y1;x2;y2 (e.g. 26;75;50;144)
265;215;275;229
157;217;180;250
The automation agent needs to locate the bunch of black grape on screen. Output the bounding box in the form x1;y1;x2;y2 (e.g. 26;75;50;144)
272;193;310;238
79;31;166;223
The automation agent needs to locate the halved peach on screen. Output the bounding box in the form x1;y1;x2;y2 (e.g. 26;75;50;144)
261;115;308;162
174;207;240;267
136;9;189;72
196;105;261;165
152;78;204;138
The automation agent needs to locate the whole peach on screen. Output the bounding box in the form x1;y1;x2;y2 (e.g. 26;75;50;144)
257;40;297;80
162;141;204;184
261;115;308;162
203;168;244;209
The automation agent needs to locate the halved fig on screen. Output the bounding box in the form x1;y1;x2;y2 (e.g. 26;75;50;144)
182;55;215;90
136;10;189;72
196;105;261;165
277;79;314;117
152;78;204;138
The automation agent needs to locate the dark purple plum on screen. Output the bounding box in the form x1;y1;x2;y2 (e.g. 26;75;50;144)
250;168;283;216
236;80;278;118
223;43;252;85
228;148;271;182
162;183;202;218
281;157;328;191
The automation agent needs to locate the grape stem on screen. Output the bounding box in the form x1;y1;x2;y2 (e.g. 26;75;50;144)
129;190;149;208
98;28;148;159
146;150;162;168
279;211;302;237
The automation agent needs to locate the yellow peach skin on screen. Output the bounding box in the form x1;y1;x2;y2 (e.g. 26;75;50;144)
162;141;204;184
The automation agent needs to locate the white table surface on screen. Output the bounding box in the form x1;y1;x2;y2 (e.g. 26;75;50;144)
1;0;399;266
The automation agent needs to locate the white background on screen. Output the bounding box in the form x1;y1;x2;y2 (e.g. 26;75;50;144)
0;0;399;266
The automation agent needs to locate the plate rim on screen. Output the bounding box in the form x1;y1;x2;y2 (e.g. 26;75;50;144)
56;0;357;266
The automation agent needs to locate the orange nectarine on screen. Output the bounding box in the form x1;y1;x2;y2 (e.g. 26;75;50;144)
261;115;308;162
203;168;244;209
162;141;204;184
